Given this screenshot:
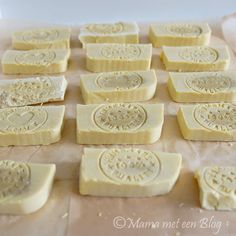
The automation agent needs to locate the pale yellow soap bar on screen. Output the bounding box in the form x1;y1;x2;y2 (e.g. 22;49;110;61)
177;103;236;141
12;28;71;50
2;49;70;74
76;103;164;144
161;46;230;71
0;160;55;214
195;166;236;210
149;22;211;47
0;76;67;108
168;71;236;102
79;148;182;197
0;105;65;146
79;22;139;47
86;43;152;72
80;70;157;104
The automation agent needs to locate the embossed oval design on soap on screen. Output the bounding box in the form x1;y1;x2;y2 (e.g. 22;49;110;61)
179;47;218;63
0;106;48;133
204;167;236;194
93;103;147;131
96;72;143;90
0;160;30;200
185;74;232;94
0;77;56;107
86;23;124;34
194;103;236;132
15;51;56;66
99;149;161;184
101;45;141;59
165;24;202;37
22;29;59;43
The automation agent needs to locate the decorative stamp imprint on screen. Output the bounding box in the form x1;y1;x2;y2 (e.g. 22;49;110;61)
93;103;147;132
0;160;31;200
0;77;56;107
101;45;141;59
204;166;236;194
86;23;124;34
0;106;48;133
194;103;236;132
179;47;218;63
99;148;161;184
185;74;232;94
96;72;143;90
165;24;202;37
22;29;60;43
15;51;56;66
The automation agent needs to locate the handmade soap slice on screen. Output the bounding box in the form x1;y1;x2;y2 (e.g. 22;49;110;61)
0;105;65;146
149;22;211;47
86;43;152;72
168;71;236;102
195;166;236;210
177;103;236;141
76;103;164;144
0;76;67;108
161;46;230;71
2;49;70;74
12;28;71;50
80;70;157;104
79;148;182;197
0;160;55;214
79;22;139;48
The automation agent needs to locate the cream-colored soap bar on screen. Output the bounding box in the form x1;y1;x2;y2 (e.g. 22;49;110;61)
177;103;236;141
0;160;55;214
161;46;230;71
12;28;71;50
79;22;139;48
2;49;70;74
86;43;152;72
195;166;236;210
0;76;67;108
76;103;164;144
149;22;211;47
0;105;65;146
79;148;182;197
80;70;157;104
168;71;236;102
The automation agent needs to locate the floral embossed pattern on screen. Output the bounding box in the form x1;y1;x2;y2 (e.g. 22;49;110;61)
165;24;202;37
93;103;147;131
194;103;236;132
99;148;161;184
0;160;30;200
86;23;124;34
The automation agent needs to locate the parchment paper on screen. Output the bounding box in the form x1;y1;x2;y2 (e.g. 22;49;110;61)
0;16;236;236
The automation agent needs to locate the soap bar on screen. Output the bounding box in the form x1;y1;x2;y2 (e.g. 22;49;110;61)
161;46;230;71
86;43;152;72
80;70;157;104
0;160;55;214
168;71;236;102
2;49;70;74
76;103;164;144
79;22;139;48
12;28;71;50
0;76;67;108
195;166;236;210
149;22;211;47
79;148;182;197
0;105;65;146
177;103;236;141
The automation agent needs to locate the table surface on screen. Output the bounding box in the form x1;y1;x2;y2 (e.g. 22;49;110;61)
0;19;236;236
